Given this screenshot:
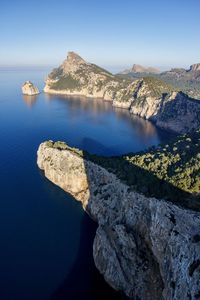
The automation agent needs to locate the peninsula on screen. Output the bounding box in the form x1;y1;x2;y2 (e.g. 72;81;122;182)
44;52;200;134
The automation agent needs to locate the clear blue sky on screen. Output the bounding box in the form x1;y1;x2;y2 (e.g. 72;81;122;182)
1;0;200;71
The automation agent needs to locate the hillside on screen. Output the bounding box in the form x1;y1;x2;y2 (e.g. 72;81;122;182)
83;129;200;210
122;63;200;100
44;51;131;101
41;128;200;210
44;52;200;134
37;135;200;299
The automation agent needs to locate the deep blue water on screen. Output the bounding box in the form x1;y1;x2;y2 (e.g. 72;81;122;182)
0;69;174;300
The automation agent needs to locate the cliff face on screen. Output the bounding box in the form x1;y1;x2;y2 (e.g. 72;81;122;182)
130;82;200;133
189;63;200;72
44;51;129;101
44;52;200;134
37;141;200;300
22;81;39;95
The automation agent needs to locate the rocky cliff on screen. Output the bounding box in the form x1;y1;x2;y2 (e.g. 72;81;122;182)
37;141;200;300
123;63;200;100
189;63;200;72
44;51;130;101
44;52;200;134
22;81;39;95
129;79;200;133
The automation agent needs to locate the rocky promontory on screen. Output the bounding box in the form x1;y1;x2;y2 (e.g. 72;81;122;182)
44;51;129;101
44;52;200;134
22;81;39;95
189;63;200;72
37;140;200;300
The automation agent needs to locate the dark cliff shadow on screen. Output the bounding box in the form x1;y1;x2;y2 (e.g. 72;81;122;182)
154;92;200;131
49;139;199;300
83;150;200;212
50;213;122;300
79;149;199;299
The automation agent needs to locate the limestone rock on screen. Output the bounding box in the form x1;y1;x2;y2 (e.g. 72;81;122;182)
22;81;39;95
44;51;129;101
130;81;200;133
189;63;200;72
37;141;200;300
44;52;200;133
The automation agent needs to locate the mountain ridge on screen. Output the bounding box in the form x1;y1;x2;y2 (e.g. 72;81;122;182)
44;52;200;134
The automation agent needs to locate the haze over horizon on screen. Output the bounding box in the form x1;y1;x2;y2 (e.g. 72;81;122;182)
1;0;200;71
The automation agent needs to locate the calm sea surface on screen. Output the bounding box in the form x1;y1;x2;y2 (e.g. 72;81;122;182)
0;69;174;300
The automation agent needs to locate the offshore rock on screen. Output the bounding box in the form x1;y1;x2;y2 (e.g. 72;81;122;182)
37;141;200;300
22;81;39;95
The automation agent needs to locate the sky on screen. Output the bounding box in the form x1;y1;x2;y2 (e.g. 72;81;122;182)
0;0;200;71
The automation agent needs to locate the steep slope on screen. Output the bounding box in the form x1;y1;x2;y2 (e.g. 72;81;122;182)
37;136;200;300
113;77;200;134
44;53;200;134
44;51;130;100
122;63;200;99
129;78;200;133
22;81;39;95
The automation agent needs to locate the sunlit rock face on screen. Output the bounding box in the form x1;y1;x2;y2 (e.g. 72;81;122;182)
44;52;200;134
44;51;128;101
37;141;200;300
189;63;200;72
22;81;39;95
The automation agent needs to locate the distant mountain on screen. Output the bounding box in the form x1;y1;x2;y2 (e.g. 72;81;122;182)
120;64;160;74
189;63;200;72
44;52;200;134
122;63;200;100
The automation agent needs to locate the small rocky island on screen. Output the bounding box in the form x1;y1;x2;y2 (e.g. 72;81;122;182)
37;130;200;300
44;52;200;134
22;81;39;95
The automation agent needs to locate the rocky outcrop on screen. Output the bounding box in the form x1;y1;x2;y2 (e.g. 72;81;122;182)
130;82;200;133
22;81;39;95
37;141;200;300
44;52;200;133
189;63;200;72
44;51;129;101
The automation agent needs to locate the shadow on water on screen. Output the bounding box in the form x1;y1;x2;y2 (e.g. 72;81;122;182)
50;213;122;300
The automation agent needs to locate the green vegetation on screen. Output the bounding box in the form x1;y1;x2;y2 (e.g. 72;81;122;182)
46;128;200;211
124;71;200;100
142;77;176;97
48;67;63;79
89;129;200;210
51;74;81;91
90;64;114;76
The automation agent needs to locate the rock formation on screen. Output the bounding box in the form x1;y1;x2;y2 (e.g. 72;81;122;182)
124;63;200;100
121;64;160;74
37;141;200;300
44;52;200;134
189;63;200;72
22;81;39;95
44;51;129;101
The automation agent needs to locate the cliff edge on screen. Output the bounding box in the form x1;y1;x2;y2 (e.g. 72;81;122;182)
44;52;200;134
37;140;200;300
